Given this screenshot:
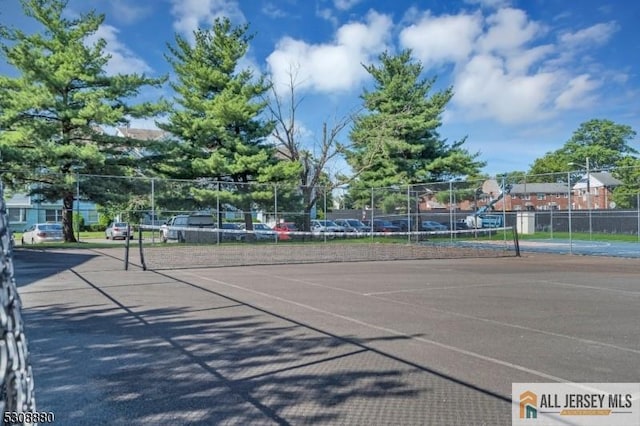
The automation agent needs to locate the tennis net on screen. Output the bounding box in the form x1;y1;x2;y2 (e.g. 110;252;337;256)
134;224;520;271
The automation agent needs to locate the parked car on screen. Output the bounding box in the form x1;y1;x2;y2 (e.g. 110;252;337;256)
311;220;345;236
160;214;215;243
334;219;368;233
447;219;469;230
421;220;448;231
363;220;401;233
105;222;132;240
220;223;246;242
21;223;64;245
240;223;278;241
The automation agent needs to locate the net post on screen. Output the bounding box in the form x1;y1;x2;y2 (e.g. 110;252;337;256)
139;225;147;271
124;224;131;270
512;225;521;257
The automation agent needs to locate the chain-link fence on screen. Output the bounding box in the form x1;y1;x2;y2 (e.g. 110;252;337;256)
2;183;38;425
4;168;640;251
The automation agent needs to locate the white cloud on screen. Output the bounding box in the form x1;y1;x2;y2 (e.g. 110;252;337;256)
262;3;287;19
87;25;152;75
397;5;618;124
169;0;245;40
267;11;392;94
477;8;543;54
109;0;151;24
454;54;556;123
554;74;601;110
334;0;363;11
559;22;618;48
400;12;482;67
464;0;511;9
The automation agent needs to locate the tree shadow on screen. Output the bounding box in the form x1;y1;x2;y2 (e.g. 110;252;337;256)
23;269;511;425
12;248;99;286
25;299;439;425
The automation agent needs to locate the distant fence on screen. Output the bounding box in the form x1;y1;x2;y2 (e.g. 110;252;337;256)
4;170;640;243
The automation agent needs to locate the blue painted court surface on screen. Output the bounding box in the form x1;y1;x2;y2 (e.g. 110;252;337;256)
518;238;640;258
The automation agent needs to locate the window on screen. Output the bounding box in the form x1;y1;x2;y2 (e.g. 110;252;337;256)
7;208;26;223
87;210;99;223
45;209;63;222
537;193;546;200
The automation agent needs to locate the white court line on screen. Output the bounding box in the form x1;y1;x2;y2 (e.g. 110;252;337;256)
539;279;640;295
247;271;640;356
364;282;509;296
182;271;570;383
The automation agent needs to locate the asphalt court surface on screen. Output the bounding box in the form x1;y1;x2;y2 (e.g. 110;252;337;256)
13;247;640;425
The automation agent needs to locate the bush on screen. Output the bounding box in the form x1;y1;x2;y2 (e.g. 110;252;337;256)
72;213;85;232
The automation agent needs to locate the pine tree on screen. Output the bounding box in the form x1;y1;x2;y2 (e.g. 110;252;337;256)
345;50;484;209
159;18;298;230
0;0;168;241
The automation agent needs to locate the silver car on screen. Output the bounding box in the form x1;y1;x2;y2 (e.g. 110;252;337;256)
105;222;132;240
21;223;64;245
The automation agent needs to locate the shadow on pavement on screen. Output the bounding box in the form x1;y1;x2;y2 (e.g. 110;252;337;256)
25;301;435;425
12;248;99;286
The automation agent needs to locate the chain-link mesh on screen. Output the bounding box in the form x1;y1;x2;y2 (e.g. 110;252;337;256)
1;185;37;425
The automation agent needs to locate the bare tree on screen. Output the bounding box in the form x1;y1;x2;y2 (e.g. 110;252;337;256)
267;66;354;231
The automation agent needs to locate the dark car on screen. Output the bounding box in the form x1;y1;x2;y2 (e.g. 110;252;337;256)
421;220;448;232
448;219;469;230
365;219;401;233
391;218;425;232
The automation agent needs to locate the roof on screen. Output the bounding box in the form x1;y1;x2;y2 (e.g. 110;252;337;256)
590;172;623;187
116;127;170;141
573;172;623;189
510;183;568;194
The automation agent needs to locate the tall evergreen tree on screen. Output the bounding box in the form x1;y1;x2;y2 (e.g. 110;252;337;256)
0;0;168;241
159;18;297;230
344;50;484;209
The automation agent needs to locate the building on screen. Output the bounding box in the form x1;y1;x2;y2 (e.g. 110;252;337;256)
501;183;570;211
6;192;99;233
571;172;622;210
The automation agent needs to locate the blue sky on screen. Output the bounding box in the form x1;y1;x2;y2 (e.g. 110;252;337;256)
1;0;639;177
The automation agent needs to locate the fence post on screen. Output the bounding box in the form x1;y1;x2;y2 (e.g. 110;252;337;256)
370;187;374;240
323;186;327;243
568;171;573;255
76;173;80;242
151;178;155;244
406;184;411;243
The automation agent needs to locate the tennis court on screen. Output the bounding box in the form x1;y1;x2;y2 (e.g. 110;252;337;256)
15;247;640;425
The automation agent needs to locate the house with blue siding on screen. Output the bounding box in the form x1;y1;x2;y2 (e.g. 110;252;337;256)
5;192;99;232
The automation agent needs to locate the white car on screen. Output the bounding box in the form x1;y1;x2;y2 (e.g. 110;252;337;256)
21;223;64;245
311;220;345;237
